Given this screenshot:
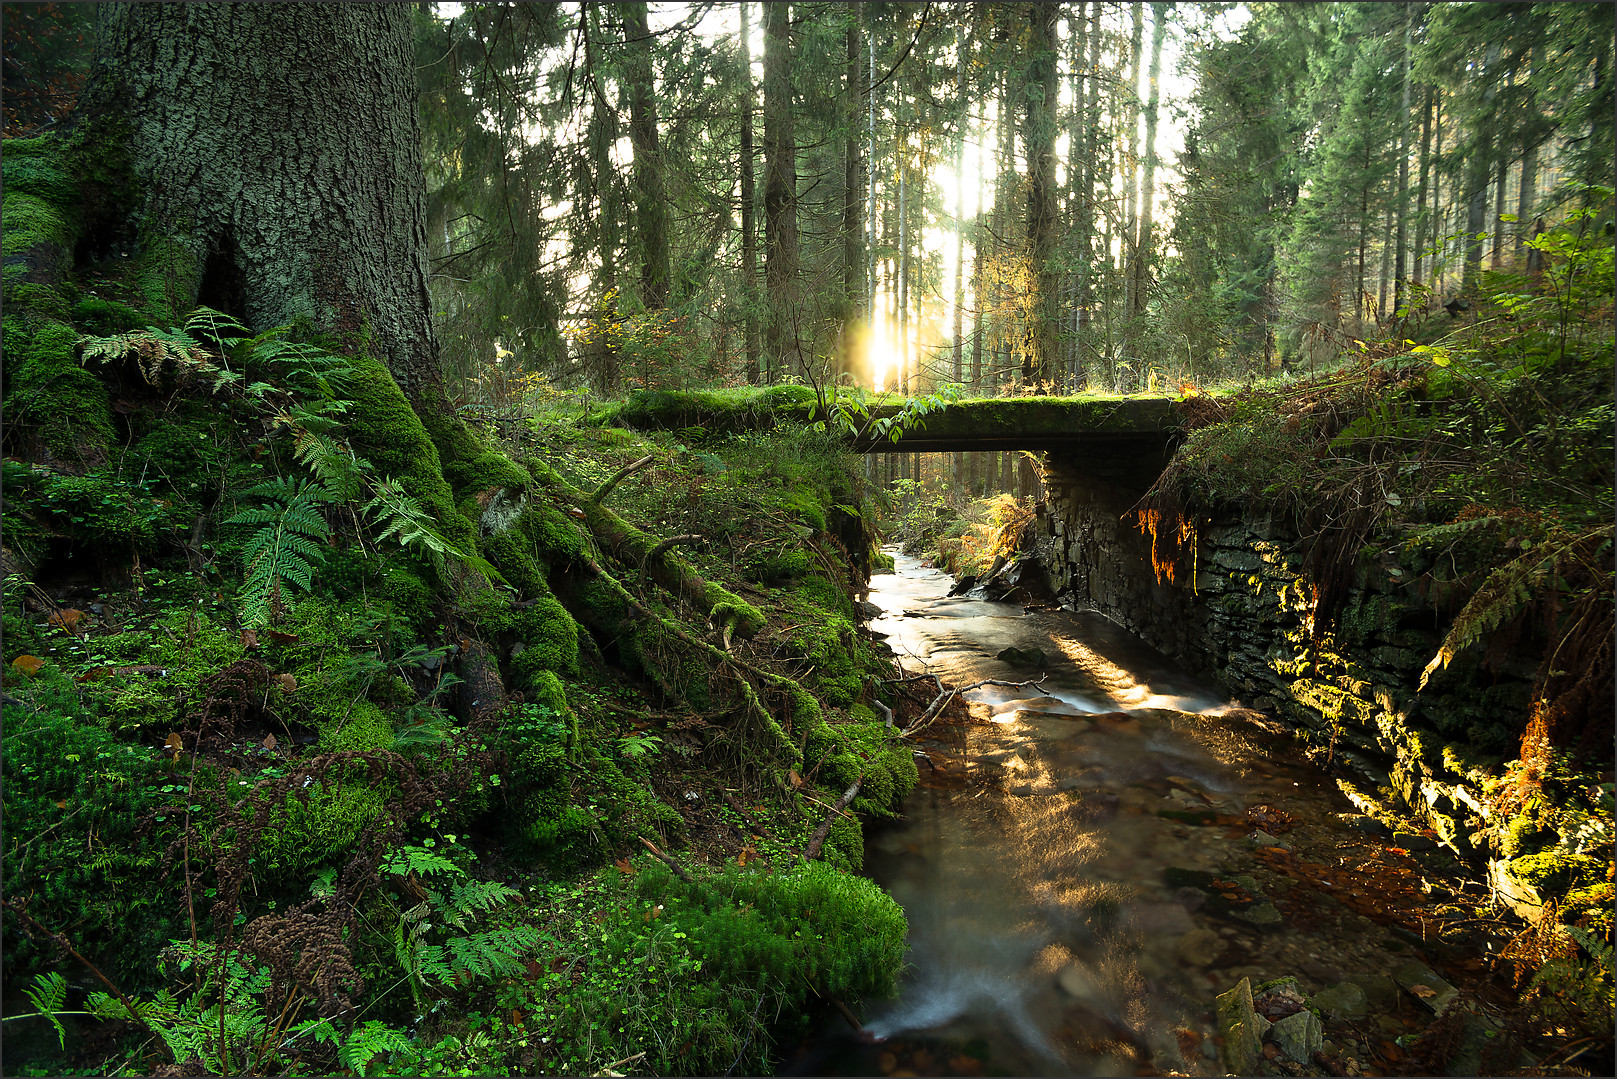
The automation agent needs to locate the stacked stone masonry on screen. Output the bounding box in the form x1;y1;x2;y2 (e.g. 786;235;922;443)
1032;450;1546;914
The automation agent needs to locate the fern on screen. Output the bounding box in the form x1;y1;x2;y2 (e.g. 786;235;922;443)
383;844;462;879
17;970;69;1049
363;479;461;562
78;325;228;389
335;1020;414;1075
225;477;331;626
1420;524;1616;689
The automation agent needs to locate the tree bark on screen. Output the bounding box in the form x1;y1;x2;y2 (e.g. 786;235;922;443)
739;2;761;383
80;4;443;409
1394;3;1413;315
623;1;670;308
1414;84;1434;289
763;0;801;381
1131;2;1167;323
841;3;862;383
1024;1;1060;388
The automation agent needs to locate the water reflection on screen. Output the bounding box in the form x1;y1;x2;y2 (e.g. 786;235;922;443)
796;551;1330;1077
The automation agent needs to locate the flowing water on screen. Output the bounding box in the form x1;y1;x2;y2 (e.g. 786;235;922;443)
786;552;1447;1077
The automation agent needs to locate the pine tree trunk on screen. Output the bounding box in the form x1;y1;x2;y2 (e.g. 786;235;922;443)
1414;84;1434;289
952;22;968;386
739;3;762;384
1121;4;1143;320
842;3;862;381
1394;4;1413;315
762;0;801;380
79;4;443;407
623;1;669;308
1024;1;1060;388
585;6;622;392
1131;2;1167;322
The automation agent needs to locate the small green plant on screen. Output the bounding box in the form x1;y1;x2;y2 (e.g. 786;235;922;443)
226;477;331;626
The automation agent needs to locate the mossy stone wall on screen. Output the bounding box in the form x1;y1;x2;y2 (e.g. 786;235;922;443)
1033;452;1554;916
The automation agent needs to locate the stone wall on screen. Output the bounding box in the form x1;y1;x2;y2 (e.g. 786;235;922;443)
1032;451;1552;914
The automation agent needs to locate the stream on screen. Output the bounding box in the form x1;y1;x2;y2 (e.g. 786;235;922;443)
786;551;1479;1078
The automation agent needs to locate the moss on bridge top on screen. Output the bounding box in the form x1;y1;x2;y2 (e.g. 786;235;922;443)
591;386;1179;450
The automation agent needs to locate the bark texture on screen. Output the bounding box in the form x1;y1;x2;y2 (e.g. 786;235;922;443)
80;4;444;406
762;0;801;380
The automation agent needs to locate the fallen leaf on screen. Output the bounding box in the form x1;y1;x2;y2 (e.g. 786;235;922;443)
614;857;634;875
737;850;749;866
240;628;260;649
1408;984;1437;999
264;629;299;644
10;654;45;675
55;799;69;809
262;733;277;751
164;732;184;751
273;673;297;695
788;769;804;789
47;608;87;632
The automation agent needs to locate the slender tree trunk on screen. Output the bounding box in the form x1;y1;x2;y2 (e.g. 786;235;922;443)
1491;153;1509;270
1414;83;1434;289
739;2;761;383
1377;201;1394;321
623;1;668;308
952;22;968;386
585;6;621;393
841;3;862;382
971;160;985;390
1131;2;1166;322
1121;3;1143;320
763;0;801;380
867;30;877;333
1394;3;1413;315
1463;44;1500;295
898;90;910;393
1024;1;1060;387
1432;86;1445;295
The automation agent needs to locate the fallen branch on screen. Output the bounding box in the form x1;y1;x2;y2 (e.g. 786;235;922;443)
639;836;692;882
826;994;864;1033
901;688;957;739
591;455;656;503
645;534;701;563
872;700;894;728
803;778;862;861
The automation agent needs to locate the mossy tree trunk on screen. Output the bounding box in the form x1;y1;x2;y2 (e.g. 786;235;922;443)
74;4;451;417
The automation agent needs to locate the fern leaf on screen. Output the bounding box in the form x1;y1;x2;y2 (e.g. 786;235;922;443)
338;1020;413;1075
226;479;331;626
22;971;69;1049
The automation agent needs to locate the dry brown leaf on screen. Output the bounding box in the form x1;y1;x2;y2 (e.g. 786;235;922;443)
240;628;260;649
264;629;300;644
262;733;277;751
10;654;45;675
164;732;184;751
1408;984;1437;999
788;769;804;789
273;673;297;695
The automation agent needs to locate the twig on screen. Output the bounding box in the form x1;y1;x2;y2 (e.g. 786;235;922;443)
591;455;656;503
826;993;864;1033
638;836;691;882
803;779;862;861
901;688;957;739
4;900;153;1036
872;701;894;728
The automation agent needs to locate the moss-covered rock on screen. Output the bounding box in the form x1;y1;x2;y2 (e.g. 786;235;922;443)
1;318;115;468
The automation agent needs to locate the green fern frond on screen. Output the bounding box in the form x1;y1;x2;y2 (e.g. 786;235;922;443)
184;305;250;352
291;424;370;501
1420;525;1616;689
337;1020;413;1075
383;845;461;879
79;326;216;387
225;479;331;627
364;479;459;559
21;971;69;1049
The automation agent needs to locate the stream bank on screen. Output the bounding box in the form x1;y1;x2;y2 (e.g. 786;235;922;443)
793;552;1573;1078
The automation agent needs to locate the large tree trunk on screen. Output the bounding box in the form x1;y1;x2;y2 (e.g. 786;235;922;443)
78;4;444;409
762;0;801;381
841;3;862;383
623;1;670;308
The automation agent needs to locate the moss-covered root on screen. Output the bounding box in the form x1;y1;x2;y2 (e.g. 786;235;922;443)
570;494;765;649
552;552;799;763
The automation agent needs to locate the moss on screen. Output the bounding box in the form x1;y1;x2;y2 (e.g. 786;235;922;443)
343;352;475;556
528;669;569;714
610;385;820;434
3;319;115;465
2;190;72;256
509;592;581;683
136;233;200;327
825;814;864;871
73;296;146;335
515;504;587;566
1509;849;1607;896
318;701;396;754
481;529;548;597
377;561;435;636
256;781;386;879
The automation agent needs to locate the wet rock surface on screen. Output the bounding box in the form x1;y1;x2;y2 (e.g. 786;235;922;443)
799;552;1546;1078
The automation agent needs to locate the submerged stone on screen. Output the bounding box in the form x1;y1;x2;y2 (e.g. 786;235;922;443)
1214;977;1270;1076
1270;1009;1324;1063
